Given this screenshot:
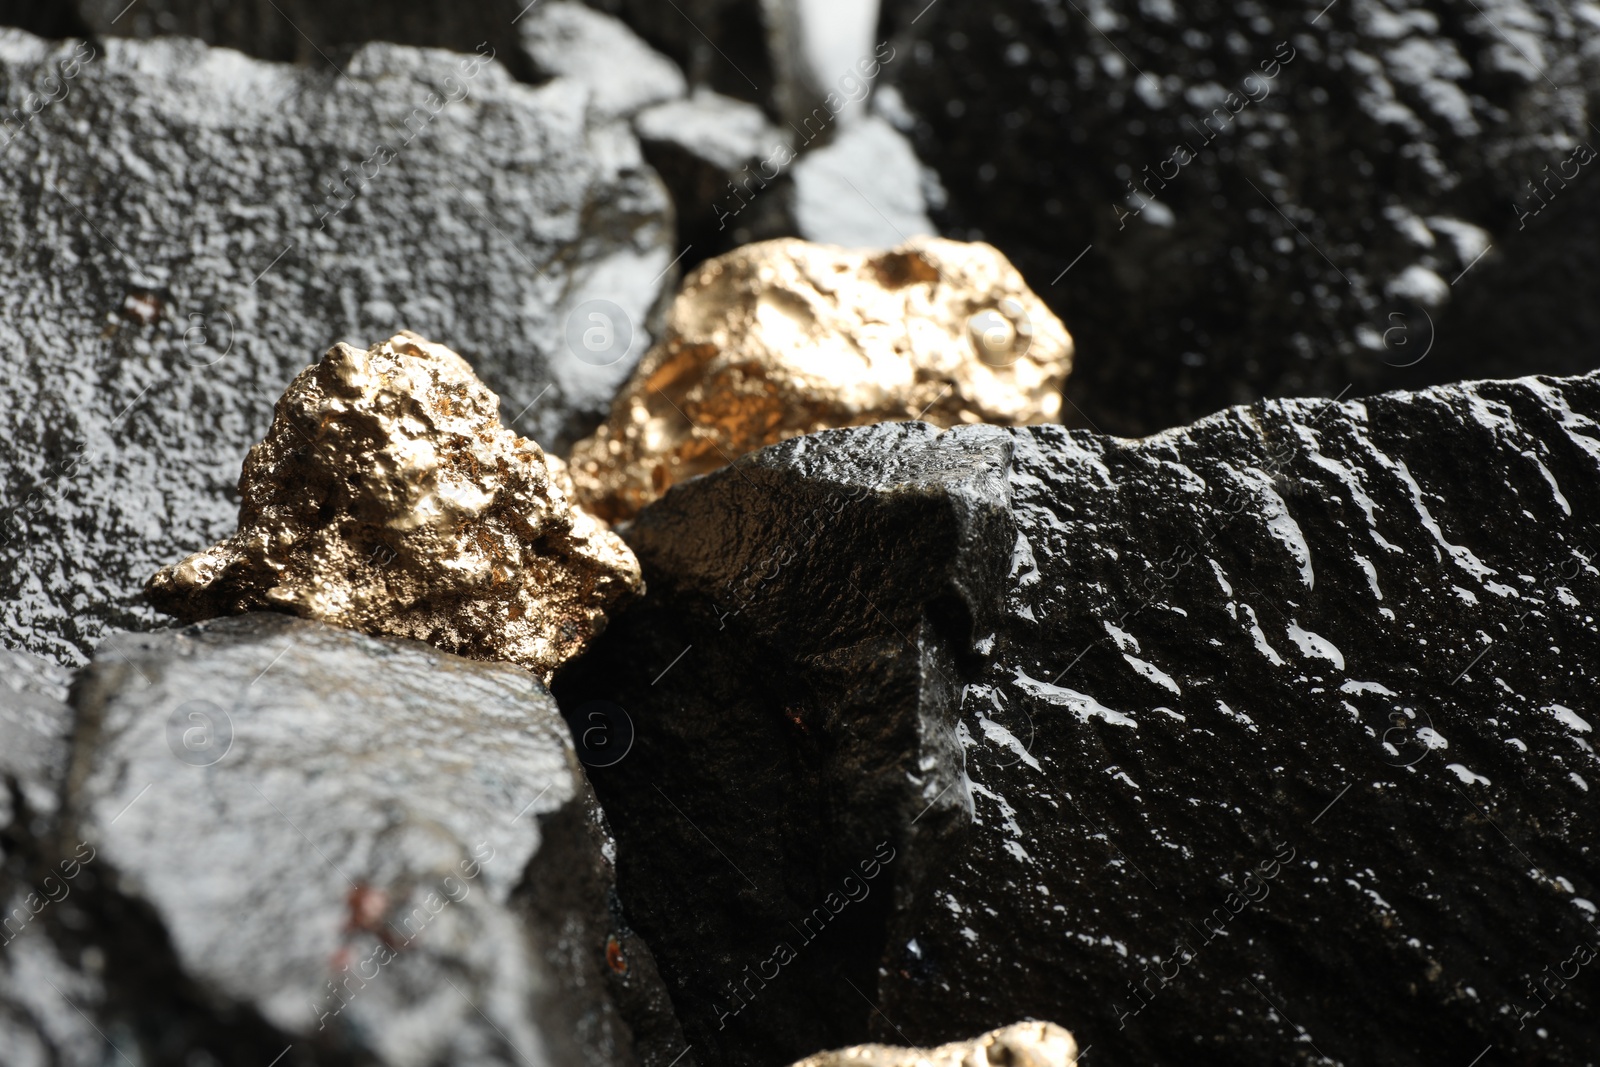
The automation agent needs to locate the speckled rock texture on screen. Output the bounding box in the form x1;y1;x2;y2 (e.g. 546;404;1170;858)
558;371;1600;1066
0;29;672;668
55;613;686;1066
146;333;642;680
785;1022;1079;1067
881;0;1600;435
568;237;1073;522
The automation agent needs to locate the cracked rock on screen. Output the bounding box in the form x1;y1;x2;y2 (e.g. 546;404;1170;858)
567;237;1073;522
559;371;1600;1066
62;613;685;1066
147;333;642;681
0;29;671;667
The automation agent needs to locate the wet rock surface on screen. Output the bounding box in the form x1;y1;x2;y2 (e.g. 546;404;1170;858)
560;372;1600;1066
882;0;1600;435
0;28;671;668
146;333;641;680
568;237;1073;522
55;612;684;1066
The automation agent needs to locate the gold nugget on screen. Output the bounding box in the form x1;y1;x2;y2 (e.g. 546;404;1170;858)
567;238;1073;523
147;332;641;679
787;1022;1080;1067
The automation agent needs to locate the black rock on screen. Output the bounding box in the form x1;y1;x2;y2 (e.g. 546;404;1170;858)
0;29;673;667
53;613;686;1066
0;0;87;38
880;0;1600;435
559;372;1600;1066
4;0;530;72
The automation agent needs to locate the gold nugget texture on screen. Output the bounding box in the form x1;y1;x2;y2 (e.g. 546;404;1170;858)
146;332;641;679
567;237;1073;522
786;1022;1080;1067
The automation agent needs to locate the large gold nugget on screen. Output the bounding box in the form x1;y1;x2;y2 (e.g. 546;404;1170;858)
146;332;641;680
567;237;1073;523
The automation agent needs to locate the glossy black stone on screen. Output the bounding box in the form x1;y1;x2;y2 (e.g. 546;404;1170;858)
562;372;1600;1067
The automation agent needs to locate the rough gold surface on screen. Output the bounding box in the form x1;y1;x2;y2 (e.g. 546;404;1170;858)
146;332;641;679
787;1022;1080;1067
567;237;1073;522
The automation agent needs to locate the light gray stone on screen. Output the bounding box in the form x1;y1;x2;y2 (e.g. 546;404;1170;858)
790;115;934;247
519;0;686;123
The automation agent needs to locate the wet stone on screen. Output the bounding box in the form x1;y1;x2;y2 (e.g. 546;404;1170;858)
560;371;1600;1066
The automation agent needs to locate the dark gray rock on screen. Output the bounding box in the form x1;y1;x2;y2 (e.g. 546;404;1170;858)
11;0;530;71
0;650;111;1067
880;0;1600;436
0;648;72;829
0;29;673;667
558;371;1600;1066
60;613;685;1066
